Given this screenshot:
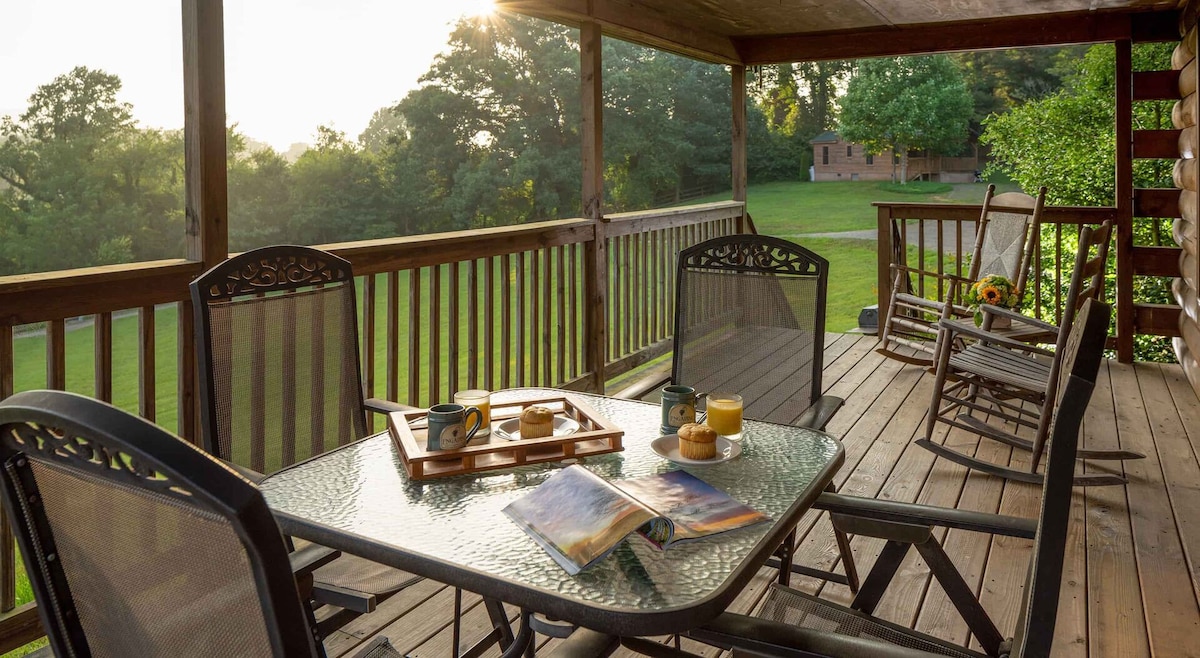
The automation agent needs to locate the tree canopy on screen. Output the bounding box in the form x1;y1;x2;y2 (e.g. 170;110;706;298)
837;56;973;183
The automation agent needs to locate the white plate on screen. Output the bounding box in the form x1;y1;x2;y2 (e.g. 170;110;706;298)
651;434;741;465
494;416;581;441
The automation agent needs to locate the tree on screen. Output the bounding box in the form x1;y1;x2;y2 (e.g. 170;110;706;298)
837;56;973;183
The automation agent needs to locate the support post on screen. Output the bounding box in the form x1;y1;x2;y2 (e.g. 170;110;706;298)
1116;38;1136;362
182;0;228;440
580;22;608;393
732;65;748;232
877;205;894;322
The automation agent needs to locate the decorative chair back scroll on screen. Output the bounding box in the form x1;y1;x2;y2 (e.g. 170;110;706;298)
0;390;320;658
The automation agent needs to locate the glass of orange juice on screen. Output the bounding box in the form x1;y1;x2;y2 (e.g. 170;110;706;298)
453;389;491;437
705;393;744;441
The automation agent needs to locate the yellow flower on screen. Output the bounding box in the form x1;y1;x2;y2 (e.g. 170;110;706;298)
980;286;1002;304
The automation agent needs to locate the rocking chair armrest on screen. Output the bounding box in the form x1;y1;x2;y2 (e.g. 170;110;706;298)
978;304;1059;332
937;318;1055;356
364;397;416;415
289;542;341;578
814;493;1037;539
795;395;844;431
689;612;941;658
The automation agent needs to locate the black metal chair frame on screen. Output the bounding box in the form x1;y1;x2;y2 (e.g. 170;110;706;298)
0;390;324;657
190;245;512;653
679;299;1112;658
668;234;856;592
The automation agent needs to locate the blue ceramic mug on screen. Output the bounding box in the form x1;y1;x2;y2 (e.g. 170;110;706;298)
426;403;483;451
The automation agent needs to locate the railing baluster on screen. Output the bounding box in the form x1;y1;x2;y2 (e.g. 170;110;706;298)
94;312;112;402
531;250;540;385
623;234;632;358
1034;235;1044;320
309;293;326;459
516;252;526;386
650;229;660;343
556;247;566;385
468;259;479;390
542;248;553;386
429;265;441;404
0;325;10;614
138;307;156;422
1055;223;1064;324
449;261;460;398
177;300;197;443
47;319;65;390
282;299;297;466
501;254;512;389
607;235;617;363
569;244;579;378
408;269;421;406
936;222;945;303
251;300;267;472
917;218;926;299
485;257;495;390
640;232;649;349
387;271;400;404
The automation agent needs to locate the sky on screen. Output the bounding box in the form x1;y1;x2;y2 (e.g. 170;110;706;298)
1;0;495;150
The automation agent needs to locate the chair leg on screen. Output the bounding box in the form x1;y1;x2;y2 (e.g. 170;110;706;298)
913;538;1005;657
848;539;910;615
926;327;955;441
832;526;860;594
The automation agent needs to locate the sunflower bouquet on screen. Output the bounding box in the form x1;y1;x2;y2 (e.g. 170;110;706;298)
964;274;1020;326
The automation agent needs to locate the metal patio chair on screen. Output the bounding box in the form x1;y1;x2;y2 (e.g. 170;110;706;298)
685;299;1111;658
919;222;1142;485
0;389;403;658
878;185;1046;367
641;234;857;592
190;245;421;627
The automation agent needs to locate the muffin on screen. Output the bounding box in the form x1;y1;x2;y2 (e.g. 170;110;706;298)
677;423;718;460
520;406;555;439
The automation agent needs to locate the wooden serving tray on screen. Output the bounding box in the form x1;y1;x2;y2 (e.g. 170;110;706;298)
388;394;624;480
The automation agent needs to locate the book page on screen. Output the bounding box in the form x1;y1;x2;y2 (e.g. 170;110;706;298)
616;470;770;545
503;464;662;575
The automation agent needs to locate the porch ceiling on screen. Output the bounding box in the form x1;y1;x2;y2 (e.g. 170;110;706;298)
495;0;1179;65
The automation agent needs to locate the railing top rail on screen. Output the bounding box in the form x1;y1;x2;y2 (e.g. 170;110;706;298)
605;200;744;222
605;201;745;237
873;201;1115;224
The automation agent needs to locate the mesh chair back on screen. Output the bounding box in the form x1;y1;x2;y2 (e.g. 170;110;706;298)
0;390;319;657
969;189;1044;298
1011;299;1109;658
673;236;828;423
192;246;367;475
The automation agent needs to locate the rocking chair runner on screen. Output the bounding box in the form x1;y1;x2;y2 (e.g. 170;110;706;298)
878;185;1046;367
918;222;1143;486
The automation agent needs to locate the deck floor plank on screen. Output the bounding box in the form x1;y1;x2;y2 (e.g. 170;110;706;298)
327;335;1200;658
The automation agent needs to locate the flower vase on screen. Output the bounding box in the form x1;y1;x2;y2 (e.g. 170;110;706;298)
991;315;1012;330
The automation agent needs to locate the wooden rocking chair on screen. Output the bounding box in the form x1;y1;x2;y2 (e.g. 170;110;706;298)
918;222;1144;486
878;185;1046;367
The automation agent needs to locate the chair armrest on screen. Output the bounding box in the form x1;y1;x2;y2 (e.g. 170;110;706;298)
938;318;1055;356
220;459;265;484
364;398;416;415
794;395;844;431
979;304;1059;332
814;493;1037;539
289;542;341;578
689;612;940;658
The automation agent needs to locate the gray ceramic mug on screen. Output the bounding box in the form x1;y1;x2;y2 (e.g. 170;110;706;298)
660;384;698;434
426;403;483;451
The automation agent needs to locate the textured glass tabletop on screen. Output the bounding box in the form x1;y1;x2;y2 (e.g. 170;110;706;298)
261;389;842;634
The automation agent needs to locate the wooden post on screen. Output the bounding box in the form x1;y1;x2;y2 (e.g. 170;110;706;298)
580;21;608;393
1116;39;1136;362
732;65;748;232
182;0;228;440
877;205;894;321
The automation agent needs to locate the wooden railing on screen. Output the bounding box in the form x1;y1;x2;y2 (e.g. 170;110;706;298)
0;200;745;652
874;201;1182;350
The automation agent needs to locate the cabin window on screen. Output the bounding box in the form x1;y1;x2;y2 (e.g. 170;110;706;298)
822;146;829;165
866;154;874;165
847;146;853;157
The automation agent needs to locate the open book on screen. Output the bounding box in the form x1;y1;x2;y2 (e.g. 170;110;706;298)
503;464;770;575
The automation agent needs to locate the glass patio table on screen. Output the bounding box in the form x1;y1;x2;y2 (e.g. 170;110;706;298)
260;388;844;637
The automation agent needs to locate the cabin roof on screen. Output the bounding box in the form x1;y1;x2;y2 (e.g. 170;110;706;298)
496;0;1179;65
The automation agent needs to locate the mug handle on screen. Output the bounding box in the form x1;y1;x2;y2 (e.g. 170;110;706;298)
464;406;484;440
694;392;709;424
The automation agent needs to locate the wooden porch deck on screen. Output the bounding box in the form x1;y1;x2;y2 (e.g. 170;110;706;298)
326;333;1200;658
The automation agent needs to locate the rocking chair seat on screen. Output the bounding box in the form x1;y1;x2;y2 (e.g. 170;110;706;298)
947;343;1052;392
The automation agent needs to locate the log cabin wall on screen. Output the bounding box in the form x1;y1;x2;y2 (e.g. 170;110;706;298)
1175;3;1200;398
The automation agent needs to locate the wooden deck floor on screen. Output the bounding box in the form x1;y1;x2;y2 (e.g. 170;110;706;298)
327;334;1200;658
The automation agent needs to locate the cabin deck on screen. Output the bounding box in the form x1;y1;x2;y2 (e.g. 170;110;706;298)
326;333;1200;658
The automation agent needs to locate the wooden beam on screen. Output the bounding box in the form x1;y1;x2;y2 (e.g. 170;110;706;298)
0;603;42;655
1134;302;1183;337
580;21;608;393
1133;245;1185;277
182;0;228;267
1133;70;1181;101
735;10;1173;64
499;0;741;65
1116;39;1136;363
1134;129;1184;159
731;65;747;206
1134;188;1182;218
